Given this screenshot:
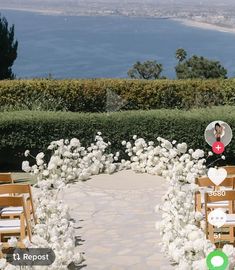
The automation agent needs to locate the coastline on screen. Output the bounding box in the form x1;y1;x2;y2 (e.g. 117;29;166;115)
2;7;235;35
173;18;235;35
0;7;63;16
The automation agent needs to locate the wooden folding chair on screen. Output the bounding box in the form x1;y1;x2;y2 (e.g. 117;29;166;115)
222;166;235;176
0;173;13;184
205;190;235;244
0;196;31;247
0;184;37;224
195;176;235;212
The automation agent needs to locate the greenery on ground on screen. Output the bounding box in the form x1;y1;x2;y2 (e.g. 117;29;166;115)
1;106;235;170
0;14;18;80
1;78;235;112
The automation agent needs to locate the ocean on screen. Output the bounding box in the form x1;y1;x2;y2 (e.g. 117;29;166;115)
2;9;235;79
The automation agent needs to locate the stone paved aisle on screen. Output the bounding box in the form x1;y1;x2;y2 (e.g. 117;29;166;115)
62;170;174;270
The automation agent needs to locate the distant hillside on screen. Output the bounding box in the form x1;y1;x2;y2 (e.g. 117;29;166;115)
1;0;235;27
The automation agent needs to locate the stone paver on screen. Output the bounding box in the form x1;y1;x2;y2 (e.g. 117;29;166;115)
61;170;174;270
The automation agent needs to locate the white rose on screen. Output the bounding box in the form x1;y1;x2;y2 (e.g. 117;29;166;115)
177;143;187;153
22;161;31;172
223;244;235;257
24;150;30;157
36;159;44;166
192;149;204;160
36;152;45;160
188;231;200;241
42;170;49;176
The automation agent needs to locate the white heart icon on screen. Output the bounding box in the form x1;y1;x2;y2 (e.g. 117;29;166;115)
207;167;227;186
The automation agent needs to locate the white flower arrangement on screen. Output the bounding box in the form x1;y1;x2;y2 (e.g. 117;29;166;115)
121;136;235;269
18;134;122;269
2;133;234;269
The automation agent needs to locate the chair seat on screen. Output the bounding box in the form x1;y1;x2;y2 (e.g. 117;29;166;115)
224;214;235;226
0;219;20;232
207;201;229;208
1;207;23;215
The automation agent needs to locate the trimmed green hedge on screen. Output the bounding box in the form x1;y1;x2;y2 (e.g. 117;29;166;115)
1;79;235;111
0;106;235;170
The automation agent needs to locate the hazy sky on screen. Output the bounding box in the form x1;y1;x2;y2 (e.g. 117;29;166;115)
0;0;234;10
0;0;234;4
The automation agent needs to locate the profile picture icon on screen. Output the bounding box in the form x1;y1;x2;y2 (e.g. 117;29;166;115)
214;122;225;142
204;121;232;147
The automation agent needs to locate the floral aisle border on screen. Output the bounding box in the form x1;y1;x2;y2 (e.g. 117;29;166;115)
0;133;231;269
121;136;235;269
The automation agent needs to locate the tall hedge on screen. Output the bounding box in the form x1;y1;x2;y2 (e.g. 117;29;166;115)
0;79;235;111
0;106;235;170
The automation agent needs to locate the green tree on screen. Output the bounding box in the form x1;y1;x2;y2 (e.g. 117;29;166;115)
175;48;187;62
128;60;163;80
0;14;18;80
175;54;227;79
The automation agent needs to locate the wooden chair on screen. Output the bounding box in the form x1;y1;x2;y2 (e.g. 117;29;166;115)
0;173;13;184
0;196;31;247
222;166;235;175
195;176;235;212
205;190;235;244
0;184;37;224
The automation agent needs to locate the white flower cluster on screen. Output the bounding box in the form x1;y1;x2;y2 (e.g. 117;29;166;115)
141;138;235;269
120;135;235;269
121;136;202;178
28;184;83;270
19;133;122;269
23;133;121;184
18;133;235;269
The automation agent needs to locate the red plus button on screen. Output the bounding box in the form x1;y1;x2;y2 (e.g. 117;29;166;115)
212;142;225;154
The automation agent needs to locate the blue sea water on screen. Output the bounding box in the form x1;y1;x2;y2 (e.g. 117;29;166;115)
2;9;235;79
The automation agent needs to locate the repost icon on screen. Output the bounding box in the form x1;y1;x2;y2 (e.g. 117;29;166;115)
206;250;228;270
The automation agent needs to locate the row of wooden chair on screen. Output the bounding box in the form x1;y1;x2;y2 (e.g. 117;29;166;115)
0;173;13;184
0;174;37;248
195;166;235;245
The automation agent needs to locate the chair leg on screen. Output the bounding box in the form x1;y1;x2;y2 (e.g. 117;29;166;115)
229;226;234;243
195;193;202;212
20;213;26;241
0;233;4;242
17;241;25;248
27;198;37;224
208;224;215;243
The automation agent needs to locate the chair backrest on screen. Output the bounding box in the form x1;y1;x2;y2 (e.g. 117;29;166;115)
0;195;25;207
205;190;235;204
196;176;235;188
204;190;235;241
223;166;235;175
195;176;235;212
0;173;13;184
0;196;31;240
0;184;37;224
0;184;30;195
